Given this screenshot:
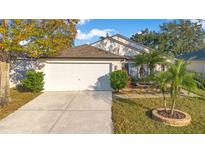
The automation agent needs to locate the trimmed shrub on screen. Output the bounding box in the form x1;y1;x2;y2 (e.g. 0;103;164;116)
20;70;44;92
110;70;128;91
193;72;205;89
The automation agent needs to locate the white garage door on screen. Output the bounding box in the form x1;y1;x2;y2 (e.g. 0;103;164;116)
44;63;111;91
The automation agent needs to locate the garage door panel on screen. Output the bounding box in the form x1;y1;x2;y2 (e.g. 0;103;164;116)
44;63;111;91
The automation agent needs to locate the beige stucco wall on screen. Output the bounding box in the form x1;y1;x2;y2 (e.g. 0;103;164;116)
10;58;122;88
42;58;122;73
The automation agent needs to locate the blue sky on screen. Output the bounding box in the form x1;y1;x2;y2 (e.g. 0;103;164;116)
75;19;169;46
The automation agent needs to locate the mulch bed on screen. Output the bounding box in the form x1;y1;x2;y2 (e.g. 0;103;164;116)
158;110;186;119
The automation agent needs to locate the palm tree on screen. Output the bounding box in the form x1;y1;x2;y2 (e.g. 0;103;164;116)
154;71;169;111
135;53;147;77
166;59;197;115
135;49;172;76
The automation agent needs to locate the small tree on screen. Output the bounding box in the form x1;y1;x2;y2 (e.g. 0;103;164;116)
135;49;172;76
110;70;128;92
154;71;169;111
167;59;197;115
0;19;79;104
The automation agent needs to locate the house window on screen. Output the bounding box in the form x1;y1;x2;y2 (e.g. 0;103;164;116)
129;63;138;77
122;63;128;71
114;65;118;70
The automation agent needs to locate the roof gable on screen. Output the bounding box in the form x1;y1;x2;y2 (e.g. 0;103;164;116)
111;34;150;50
90;34;149;52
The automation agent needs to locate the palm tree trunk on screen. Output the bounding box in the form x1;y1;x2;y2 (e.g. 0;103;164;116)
163;93;167;112
170;97;176;116
150;66;154;75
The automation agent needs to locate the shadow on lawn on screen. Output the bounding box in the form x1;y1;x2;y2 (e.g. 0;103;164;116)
136;102;153;119
145;110;153;119
115;98;136;106
115;98;153;110
115;97;154;119
198;96;205;101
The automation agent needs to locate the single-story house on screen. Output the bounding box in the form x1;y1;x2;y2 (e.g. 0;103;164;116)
178;49;205;73
10;34;150;91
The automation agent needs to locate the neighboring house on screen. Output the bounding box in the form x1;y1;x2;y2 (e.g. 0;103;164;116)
10;34;150;91
178;49;205;73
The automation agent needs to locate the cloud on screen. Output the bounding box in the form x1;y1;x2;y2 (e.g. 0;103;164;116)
78;19;90;25
76;29;115;40
137;31;142;34
190;19;205;29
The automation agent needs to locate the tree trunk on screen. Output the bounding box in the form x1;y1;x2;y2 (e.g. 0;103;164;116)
0;19;11;104
139;65;145;79
170;97;176;116
162;93;167;112
0;61;10;104
150;66;154;75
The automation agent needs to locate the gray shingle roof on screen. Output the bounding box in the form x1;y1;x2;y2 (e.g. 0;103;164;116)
43;45;124;59
178;49;205;61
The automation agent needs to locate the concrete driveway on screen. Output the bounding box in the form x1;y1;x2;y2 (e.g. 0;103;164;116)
0;91;112;134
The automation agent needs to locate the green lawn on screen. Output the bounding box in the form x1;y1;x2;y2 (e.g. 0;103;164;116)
112;97;205;134
0;88;41;120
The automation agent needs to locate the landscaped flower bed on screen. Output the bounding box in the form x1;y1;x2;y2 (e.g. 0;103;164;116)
152;108;191;127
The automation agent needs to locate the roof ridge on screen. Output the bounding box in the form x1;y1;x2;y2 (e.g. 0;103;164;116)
73;44;88;47
44;44;125;59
